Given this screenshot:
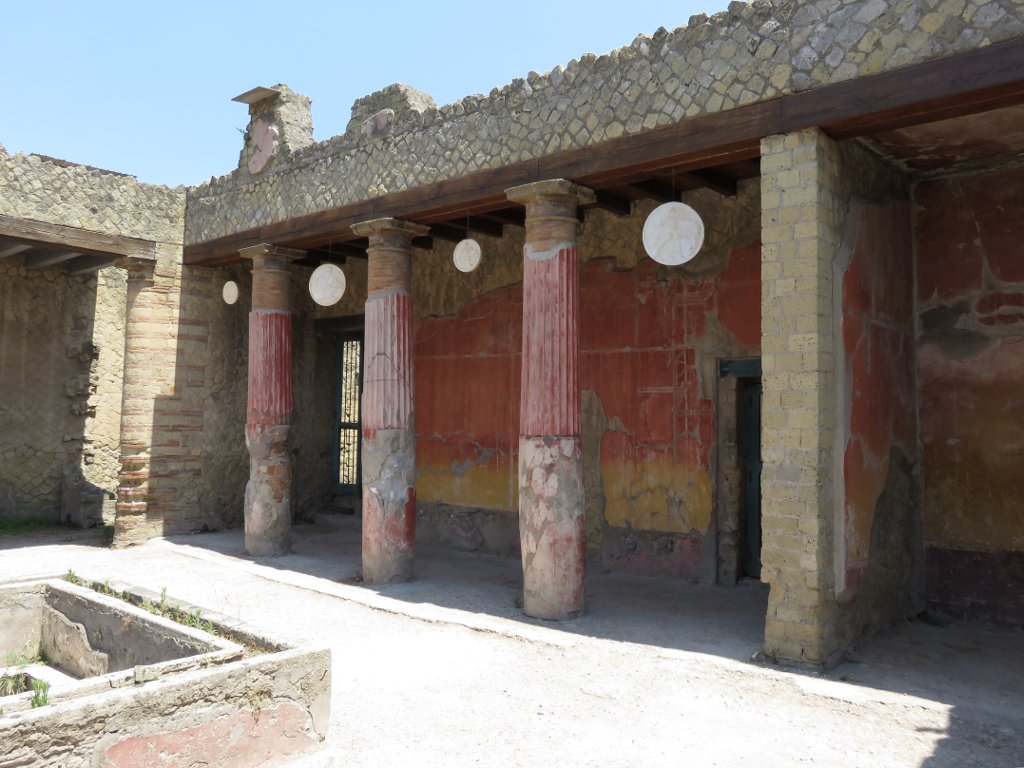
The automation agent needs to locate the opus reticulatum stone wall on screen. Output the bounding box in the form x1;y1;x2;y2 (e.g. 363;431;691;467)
186;0;1023;243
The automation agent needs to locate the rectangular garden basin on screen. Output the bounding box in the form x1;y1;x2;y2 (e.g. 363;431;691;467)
0;577;331;767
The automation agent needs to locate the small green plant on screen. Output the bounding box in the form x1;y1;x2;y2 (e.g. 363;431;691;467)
513;596;523;609
0;672;26;697
30;679;49;708
159;587;168;613
64;569;82;586
100;579;113;596
5;651;38;668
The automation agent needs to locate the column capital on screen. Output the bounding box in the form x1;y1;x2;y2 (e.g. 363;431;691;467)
505;178;595;207
117;252;157;278
350;217;429;241
239;243;306;267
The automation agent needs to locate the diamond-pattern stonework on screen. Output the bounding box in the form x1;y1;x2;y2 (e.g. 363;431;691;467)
184;0;1024;245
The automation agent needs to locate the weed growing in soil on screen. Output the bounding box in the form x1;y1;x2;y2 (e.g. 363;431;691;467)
30;679;49;708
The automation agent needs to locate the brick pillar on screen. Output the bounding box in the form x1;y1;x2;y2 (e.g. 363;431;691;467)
759;128;842;666
351;218;428;583
240;243;304;557
506;179;595;620
113;254;159;547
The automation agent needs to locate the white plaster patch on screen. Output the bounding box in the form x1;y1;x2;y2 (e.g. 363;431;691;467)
524;241;574;262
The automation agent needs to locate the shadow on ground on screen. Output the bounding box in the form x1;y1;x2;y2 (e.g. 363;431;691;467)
166;513;770;661
162;514;1024;766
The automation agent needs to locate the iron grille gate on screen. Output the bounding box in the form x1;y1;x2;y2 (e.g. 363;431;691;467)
335;334;363;490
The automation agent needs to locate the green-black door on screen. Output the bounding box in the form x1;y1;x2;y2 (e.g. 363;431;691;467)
742;378;763;579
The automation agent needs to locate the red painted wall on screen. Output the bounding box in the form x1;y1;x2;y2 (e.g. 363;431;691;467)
916;167;1024;623
414;240;761;575
839;202;915;594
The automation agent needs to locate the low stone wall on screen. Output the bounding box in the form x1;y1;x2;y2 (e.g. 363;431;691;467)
0;578;331;767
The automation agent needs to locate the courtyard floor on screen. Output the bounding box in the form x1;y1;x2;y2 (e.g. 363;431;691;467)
1;517;1021;767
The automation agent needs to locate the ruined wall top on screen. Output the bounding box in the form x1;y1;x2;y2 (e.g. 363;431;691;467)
0;145;186;247
185;0;1024;245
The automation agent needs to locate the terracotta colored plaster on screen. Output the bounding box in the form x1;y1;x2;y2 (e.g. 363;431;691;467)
413;239;761;577
916;167;1024;622
840;202;914;589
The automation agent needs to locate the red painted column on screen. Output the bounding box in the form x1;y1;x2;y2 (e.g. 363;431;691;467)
113;253;158;547
506;179;595;619
239;243;304;557
351;217;429;582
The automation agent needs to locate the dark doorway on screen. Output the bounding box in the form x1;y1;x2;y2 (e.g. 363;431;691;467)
334;332;363;492
719;357;762;580
738;377;762;579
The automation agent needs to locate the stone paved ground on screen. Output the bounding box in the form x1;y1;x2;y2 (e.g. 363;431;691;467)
1;521;1021;767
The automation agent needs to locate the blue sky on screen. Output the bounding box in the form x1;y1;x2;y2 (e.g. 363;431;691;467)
3;1;729;187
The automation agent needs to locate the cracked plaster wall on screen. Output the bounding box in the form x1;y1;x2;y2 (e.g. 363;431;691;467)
915;164;1024;625
405;185;761;578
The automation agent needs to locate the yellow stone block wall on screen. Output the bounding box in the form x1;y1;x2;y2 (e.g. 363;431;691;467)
760;128;842;665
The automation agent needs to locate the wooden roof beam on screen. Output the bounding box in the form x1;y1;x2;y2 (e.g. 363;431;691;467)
477;208;525;227
0;213;155;259
625;179;678;202
23;247;82;269
585;190;633;216
0;240;33;260
428;223;468;243
65;254;117;275
684;169;737;196
184;37;1024;266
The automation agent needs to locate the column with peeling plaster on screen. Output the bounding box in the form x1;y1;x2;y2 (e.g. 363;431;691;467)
240;243;303;557
113;254;159;547
352;217;429;583
506;179;595;620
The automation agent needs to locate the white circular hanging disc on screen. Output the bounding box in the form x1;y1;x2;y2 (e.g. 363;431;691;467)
309;263;347;306
453;238;482;273
222;280;239;305
642;202;705;266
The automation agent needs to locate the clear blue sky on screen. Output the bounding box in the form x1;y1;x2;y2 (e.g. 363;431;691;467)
3;1;729;188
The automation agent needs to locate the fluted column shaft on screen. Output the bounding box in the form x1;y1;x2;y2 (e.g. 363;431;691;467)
506;179;595;620
240;243;303;557
352;217;428;583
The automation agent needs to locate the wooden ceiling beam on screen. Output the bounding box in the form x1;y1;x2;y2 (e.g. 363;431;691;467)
477;208;525;227
0;240;33;259
428;223;469;243
586;190;633;216
0;214;154;259
184;37;1024;266
65;254;117;275
23;247;82;269
303;248;347;265
684;169;737;196
625;179;678;203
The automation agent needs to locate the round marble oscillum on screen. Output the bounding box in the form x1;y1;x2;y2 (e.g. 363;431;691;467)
642;202;705;266
222;280;239;305
453;238;482;273
309;264;346;306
